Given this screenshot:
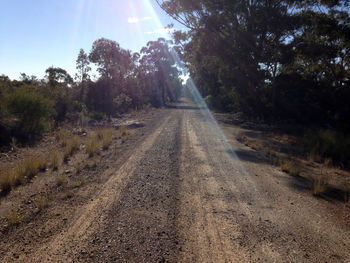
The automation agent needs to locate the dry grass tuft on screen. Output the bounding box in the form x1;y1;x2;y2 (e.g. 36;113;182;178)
50;150;60;170
236;133;249;145
63;136;80;162
96;128;114;150
71;179;84;188
7;206;23;226
280;160;301;176
119;125;128;136
56;175;68;187
312;175;329;196
33;194;50;211
55;129;69;141
37;157;48;171
86;136;100;157
75;162;82;174
22;156;41;179
0;169;16;193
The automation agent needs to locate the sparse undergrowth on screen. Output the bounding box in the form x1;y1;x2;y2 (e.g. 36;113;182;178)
312;175;329;196
280;160;301;177
50;150;60;170
6;206;23;226
236;131;349;201
56;175;68;187
63;136;80;162
86;136;101;157
33;194;50;211
0;155;48;195
96;128;115;150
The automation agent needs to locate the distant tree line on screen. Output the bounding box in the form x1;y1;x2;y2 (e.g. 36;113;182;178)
158;0;350;130
0;38;183;145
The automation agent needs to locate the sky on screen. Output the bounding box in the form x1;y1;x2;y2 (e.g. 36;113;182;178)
0;0;183;80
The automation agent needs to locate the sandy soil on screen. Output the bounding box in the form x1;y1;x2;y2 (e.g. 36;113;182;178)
1;100;350;262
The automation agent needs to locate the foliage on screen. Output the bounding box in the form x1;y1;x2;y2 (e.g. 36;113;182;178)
6;87;54;141
157;0;350;126
0;37;182;146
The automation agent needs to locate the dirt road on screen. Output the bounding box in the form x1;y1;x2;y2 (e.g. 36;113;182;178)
2;101;350;262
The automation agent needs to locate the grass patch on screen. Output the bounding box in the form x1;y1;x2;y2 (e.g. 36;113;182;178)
56;175;68;187
70;179;84;188
21;156;42;179
37;156;48;171
312;175;329;196
236;133;249;145
33;193;49;211
121;134;129;143
55;129;69;141
63;136;80;162
7;206;23;226
119;125;128;136
75;162;82;174
86;136;100;157
305;129;350;168
96;128;114;150
280;160;301;176
50;150;60;170
0;169;19;194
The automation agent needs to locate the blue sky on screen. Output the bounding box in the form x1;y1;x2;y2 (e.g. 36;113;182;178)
0;0;183;80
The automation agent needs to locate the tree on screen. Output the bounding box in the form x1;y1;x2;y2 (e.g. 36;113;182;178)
45;67;74;121
89;38;135;118
75;49;91;101
157;0;350;126
140;38;182;106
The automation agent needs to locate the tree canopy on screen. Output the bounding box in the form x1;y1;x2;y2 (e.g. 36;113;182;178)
158;0;350;129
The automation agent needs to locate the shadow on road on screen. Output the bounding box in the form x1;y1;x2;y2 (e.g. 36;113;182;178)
165;104;205;110
227;149;271;165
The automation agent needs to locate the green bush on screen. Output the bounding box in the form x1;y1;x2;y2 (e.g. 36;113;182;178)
6;88;54;140
113;93;132;113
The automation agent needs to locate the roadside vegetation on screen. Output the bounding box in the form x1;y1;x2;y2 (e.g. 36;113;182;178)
160;0;350;181
236;130;350;201
0;38;182;148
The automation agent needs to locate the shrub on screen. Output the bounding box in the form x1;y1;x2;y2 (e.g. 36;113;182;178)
113;93;132;113
6;87;54;141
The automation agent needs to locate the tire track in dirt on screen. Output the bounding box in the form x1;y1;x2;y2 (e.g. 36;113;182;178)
8;115;173;263
76;110;183;262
